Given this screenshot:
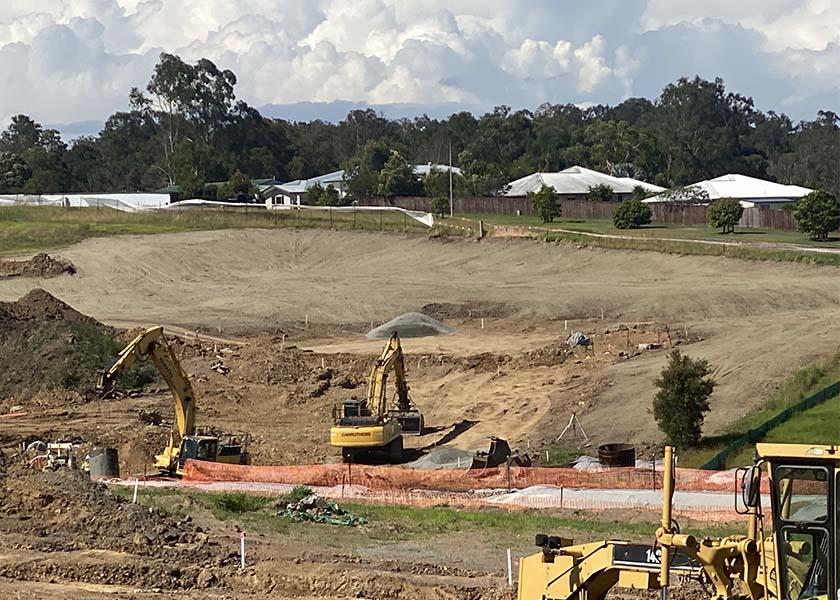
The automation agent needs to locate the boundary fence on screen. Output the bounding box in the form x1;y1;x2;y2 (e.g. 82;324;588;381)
701;380;840;470
362;196;814;231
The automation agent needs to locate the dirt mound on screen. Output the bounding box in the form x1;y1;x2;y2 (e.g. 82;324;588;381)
366;312;455;339
420;301;511;320
0;290;148;406
0;463;232;589
0;253;76;279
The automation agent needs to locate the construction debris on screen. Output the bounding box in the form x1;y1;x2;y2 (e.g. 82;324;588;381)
0;253;76;279
277;494;366;526
565;331;592;347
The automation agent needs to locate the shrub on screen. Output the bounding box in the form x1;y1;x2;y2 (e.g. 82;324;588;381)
528;184;560;223
281;485;314;504
431;196;450;218
707;198;744;233
653;350;716;448
587;184;614;202
613;198;652;229
793;190;840;241
212;493;272;514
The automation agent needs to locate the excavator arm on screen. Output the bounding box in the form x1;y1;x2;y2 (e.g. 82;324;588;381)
97;326;196;454
366;333;411;418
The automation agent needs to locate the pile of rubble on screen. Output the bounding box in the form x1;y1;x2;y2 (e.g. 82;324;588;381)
276;493;366;527
0;253;76;279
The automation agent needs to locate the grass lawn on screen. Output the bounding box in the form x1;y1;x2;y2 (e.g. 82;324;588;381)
109;485;741;545
0;206;471;255
681;353;840;469
464;212;840;247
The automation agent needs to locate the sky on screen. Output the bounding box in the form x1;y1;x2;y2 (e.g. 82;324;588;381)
0;0;837;133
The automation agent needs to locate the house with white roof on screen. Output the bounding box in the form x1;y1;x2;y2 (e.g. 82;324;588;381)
643;174;813;209
262;164;462;206
503;166;664;200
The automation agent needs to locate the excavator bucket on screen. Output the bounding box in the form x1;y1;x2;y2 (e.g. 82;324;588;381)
470;437;511;469
389;409;424;435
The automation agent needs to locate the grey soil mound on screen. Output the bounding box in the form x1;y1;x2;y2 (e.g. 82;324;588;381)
0;253;76;279
366;312;455;339
407;447;474;469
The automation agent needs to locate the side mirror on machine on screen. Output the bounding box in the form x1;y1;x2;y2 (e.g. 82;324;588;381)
741;465;762;509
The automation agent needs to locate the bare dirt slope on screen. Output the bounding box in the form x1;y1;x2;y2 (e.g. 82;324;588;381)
0;228;837;447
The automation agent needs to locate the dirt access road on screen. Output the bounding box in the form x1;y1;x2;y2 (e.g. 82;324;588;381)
0;228;837;448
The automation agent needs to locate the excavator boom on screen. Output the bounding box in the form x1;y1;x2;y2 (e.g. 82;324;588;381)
97;326;196;452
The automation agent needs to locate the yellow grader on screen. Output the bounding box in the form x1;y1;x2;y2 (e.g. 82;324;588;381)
518;443;837;600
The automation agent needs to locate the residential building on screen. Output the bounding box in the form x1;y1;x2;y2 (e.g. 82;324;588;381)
643;174;813;209
503;166;664;200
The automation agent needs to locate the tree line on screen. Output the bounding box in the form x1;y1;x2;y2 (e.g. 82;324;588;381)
0;52;837;201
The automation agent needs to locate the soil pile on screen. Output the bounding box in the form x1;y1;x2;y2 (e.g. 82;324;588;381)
0;290;124;404
366;312;455;339
0;253;76;279
0;463;232;589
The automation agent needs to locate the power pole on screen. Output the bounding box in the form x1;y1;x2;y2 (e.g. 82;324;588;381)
448;139;454;218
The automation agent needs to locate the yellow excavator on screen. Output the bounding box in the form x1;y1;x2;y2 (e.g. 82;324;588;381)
96;326;249;475
330;332;424;463
517;442;838;600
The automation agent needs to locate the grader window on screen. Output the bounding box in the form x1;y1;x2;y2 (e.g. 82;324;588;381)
775;466;829;523
780;528;830;600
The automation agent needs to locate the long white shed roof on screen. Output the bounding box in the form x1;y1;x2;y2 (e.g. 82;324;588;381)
644;174;812;204
504;166;664;197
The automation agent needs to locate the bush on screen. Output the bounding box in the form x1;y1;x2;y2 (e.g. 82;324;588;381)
793;190;840;241
653;350;716;448
707;198;743;233
587;184;614;202
211;493;272;514
528;185;560;223
281;485;314;504
613;198;652;229
431;196;450;218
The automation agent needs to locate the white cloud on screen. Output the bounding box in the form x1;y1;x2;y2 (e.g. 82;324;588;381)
0;0;835;129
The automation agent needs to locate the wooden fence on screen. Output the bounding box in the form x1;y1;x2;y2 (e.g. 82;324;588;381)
361;196;819;232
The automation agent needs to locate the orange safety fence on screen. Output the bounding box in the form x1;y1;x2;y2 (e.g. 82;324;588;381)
182;461;769;494
155;479;747;523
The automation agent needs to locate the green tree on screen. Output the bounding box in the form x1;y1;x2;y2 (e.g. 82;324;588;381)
377;151;422;197
653;350;716;448
344;140;390;197
316;185;341;206
587;184;614;202
613;198;652;229
225;170;255;197
793;190;840;241
657;185;711;204
529;184;559;223
431;196;449;217
0;152;32;191
707;198;744;233
630;185;650;201
423;167;464;198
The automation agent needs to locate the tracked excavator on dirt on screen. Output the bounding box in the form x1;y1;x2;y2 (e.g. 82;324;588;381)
96;326;249;475
518;443;838;600
330;332;424;463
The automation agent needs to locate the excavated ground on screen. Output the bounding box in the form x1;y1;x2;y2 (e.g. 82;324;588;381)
0;228;837;598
